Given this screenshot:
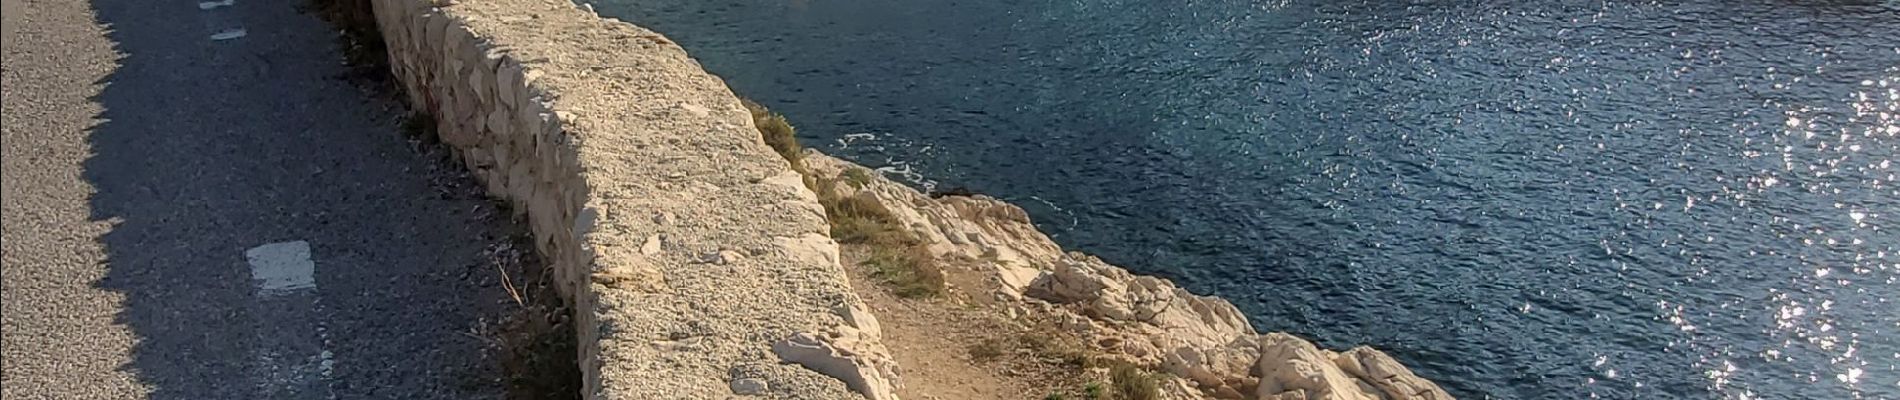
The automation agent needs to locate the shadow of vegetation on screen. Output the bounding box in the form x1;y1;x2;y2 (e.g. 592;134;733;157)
82;0;523;398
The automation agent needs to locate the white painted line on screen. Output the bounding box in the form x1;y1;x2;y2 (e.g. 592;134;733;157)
197;0;233;10
210;28;247;41
245;240;335;397
247;241;315;293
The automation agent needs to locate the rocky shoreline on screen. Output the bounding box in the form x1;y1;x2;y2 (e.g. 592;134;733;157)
800;151;1452;400
341;0;1457;395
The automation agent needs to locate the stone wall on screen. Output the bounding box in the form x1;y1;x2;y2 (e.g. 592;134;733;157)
364;0;898;398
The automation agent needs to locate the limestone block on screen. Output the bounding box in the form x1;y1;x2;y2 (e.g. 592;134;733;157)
456;30;483;62
538;106;564;142
774;233;841;270
557;140;580;175
562;175;589;214
400;13;424;54
1023;256;1117;305
441;23;471;62
447;56;465;86
771;329;899;400
373;0;400;41
488;145;512;197
572;206;599;243
439;112;481;149
465;62;491;105
454;83;480;120
392;0;428;20
536;140;559;184
495;60;523;109
530;185;562;245
507;161;535;211
510;93;543;134
835;301;882;335
484;107;512;143
1160;337;1259;395
1333;347;1453;400
421;13;447;64
1256;333;1378;400
463;143;495;171
480;46;507;72
510;104;543;141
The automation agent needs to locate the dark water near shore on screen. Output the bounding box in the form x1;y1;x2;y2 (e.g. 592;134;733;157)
592;0;1900;398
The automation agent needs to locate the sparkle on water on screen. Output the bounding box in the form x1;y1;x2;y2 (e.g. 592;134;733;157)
591;1;1900;398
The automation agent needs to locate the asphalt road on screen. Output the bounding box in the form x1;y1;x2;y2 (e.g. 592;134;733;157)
3;0;517;398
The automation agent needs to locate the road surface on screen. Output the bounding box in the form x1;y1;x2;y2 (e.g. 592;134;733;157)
3;0;519;398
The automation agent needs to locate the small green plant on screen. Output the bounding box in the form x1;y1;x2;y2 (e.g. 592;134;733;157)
1044;394;1067;400
861;245;944;298
1108;363;1161;400
842;167;875;189
1083;383;1104;400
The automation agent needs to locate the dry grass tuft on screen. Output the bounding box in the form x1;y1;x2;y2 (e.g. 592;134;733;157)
862;245;945;298
842;167;875;189
823;192;916;247
481;238;582;400
1018;330;1095;369
737;98;942;298
741;99;803;172
968;338;1007;361
1107;362;1162;400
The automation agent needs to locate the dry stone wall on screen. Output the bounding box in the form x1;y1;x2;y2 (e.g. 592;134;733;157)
365;0;899;398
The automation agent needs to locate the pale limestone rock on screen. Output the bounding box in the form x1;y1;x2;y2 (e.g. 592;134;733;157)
802;151;1451;400
1160;336;1260;395
835;301;882;336
1256;333;1379;400
483;107;511;142
495;60;523;109
1025;255;1260;395
1157;375;1212;400
506;162;534;213
802;152;1062;272
698;250;744;265
1022;256;1116;306
993;263;1044;298
639;235;661;255
376;1;904;395
1334;347;1453;400
772;329;900;400
728;378;767;395
776;233;843;275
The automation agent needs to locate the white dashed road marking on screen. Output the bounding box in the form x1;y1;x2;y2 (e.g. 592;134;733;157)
209;28;247;41
246;241;334;398
247;241;315;293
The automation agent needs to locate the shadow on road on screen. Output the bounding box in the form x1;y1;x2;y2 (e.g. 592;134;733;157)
82;0;518;397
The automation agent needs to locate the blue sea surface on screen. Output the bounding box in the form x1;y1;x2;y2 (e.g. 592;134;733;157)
591;1;1900;398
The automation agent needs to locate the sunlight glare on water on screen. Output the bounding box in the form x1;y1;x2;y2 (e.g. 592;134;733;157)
591;1;1900;398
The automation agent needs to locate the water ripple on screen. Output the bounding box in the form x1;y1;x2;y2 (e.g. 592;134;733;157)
593;1;1900;398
